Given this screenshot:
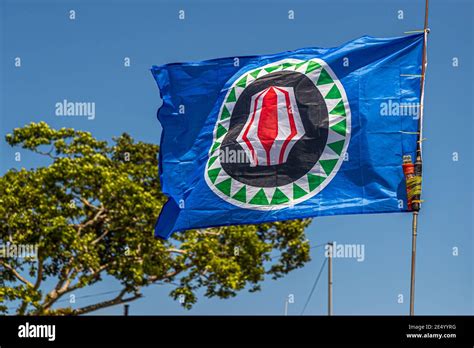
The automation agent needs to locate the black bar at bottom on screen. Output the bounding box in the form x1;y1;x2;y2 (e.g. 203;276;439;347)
0;315;472;346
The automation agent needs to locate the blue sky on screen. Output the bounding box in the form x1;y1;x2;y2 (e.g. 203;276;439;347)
1;0;472;315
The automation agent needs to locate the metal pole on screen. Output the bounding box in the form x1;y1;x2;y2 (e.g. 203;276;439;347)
284;299;288;316
124;304;129;316
409;212;418;315
328;242;333;316
409;0;429;317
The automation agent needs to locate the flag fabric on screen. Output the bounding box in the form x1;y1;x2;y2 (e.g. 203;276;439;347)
151;33;424;239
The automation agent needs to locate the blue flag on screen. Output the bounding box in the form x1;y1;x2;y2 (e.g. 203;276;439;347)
151;33;424;239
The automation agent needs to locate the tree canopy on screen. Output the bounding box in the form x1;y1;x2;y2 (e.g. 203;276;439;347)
0;122;311;315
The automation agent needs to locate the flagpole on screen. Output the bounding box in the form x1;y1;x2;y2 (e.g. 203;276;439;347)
409;212;418;315
409;0;429;316
328;242;333;316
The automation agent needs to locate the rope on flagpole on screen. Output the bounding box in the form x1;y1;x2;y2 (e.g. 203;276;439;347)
406;176;422;204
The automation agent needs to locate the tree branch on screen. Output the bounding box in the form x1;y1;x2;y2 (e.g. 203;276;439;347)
196;228;225;237
166;248;187;255
42;263;109;311
72;289;142;315
80;198;100;211
33;257;44;290
92;228;109;245
0;260;33;287
146;263;192;284
76;206;106;233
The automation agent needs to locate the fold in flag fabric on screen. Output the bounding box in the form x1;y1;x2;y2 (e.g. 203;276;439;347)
151;33;424;239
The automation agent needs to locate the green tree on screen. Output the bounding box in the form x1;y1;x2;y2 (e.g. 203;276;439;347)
0;122;311;315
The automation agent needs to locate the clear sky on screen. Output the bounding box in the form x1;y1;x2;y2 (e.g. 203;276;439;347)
1;0;472;315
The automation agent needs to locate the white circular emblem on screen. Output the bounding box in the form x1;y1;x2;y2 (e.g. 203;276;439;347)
205;58;351;210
